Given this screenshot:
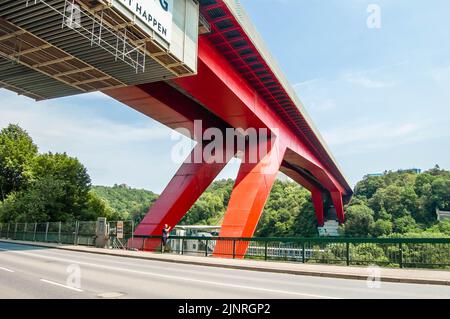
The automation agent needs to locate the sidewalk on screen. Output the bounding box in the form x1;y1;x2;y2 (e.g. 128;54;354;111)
1;239;450;286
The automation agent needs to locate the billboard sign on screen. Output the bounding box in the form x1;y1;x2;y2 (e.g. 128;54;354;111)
116;0;173;43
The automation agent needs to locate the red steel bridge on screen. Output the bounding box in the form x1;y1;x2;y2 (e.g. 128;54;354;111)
0;0;352;257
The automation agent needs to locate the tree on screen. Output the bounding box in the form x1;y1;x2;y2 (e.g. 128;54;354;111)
354;176;385;199
0;124;38;201
342;204;375;237
256;181;313;237
414;172;450;223
84;191;117;221
0;176;66;222
92;185;158;222
31;152;92;221
370;219;393;237
369;185;418;221
393;215;418;234
292;201;319;237
181;192;225;225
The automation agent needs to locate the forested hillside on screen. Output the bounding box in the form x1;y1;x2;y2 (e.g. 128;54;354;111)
91;185;158;222
343;167;450;237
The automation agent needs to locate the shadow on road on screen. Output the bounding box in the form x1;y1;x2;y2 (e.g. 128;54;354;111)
0;240;60;252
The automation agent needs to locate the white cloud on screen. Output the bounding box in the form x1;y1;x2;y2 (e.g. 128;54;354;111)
321;120;439;156
343;73;396;88
307;98;336;112
0;90;179;192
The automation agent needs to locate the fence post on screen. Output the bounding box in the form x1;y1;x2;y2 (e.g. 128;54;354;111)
346;242;350;266
302;242;306;264
181;238;184;255
7;223;10;238
399;243;404;269
33;222;37;241
23;222;27;240
58;221;62;244
264;241;268;261
205;239;209;257
74;221;79;245
45;222;49;242
232;239;236;259
14;223;18;239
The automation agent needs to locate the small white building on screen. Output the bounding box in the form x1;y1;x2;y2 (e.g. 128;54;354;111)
437;209;450;221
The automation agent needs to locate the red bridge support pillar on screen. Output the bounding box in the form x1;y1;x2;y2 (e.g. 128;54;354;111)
130;142;232;251
331;191;345;224
311;190;325;227
214;139;286;258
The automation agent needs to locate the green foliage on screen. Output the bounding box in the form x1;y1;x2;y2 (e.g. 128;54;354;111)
0;124;110;222
370;219;393;237
342;204;375;237
0;124;38;200
180;179;233;226
32;152;92;220
393;215;419;234
346;168;450;238
257;181;315;237
351;244;389;265
354;175;385;199
91;184;158;222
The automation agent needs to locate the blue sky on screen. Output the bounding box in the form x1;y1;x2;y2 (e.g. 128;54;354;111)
1;0;449;193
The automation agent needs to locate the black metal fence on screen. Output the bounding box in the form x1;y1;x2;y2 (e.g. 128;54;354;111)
0;221;134;248
1;222;449;269
131;235;450;269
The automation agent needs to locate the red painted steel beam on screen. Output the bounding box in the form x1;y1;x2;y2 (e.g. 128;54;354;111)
173;38;347;197
311;190;325;227
214;137;287;258
104;19;349;246
331;191;345;224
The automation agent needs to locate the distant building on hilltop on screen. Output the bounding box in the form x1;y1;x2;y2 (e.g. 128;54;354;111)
437;208;450;221
398;168;422;174
366;168;422;178
366;173;383;177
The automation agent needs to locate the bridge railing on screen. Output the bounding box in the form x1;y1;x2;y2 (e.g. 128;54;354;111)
0;221;135;248
131;235;450;270
1;222;449;269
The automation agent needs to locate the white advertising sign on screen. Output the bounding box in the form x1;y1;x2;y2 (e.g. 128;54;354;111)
117;0;173;43
116;221;124;239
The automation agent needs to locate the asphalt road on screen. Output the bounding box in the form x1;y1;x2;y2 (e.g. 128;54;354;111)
0;241;449;299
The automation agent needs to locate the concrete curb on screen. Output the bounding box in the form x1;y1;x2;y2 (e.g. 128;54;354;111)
1;239;449;286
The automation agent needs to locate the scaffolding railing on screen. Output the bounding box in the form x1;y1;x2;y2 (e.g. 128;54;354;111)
26;0;147;73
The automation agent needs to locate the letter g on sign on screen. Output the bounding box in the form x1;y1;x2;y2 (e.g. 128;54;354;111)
159;0;169;11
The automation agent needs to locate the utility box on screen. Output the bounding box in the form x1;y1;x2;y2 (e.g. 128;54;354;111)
95;217;109;248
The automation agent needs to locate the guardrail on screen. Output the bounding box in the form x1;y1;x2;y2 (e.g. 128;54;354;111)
131;235;450;269
0;221;134;248
1;222;449;269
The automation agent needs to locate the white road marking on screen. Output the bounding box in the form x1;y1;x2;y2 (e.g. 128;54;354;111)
0;266;14;273
0;247;338;299
40;279;83;292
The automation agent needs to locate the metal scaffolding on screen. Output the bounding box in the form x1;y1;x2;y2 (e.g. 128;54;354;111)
26;0;146;73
